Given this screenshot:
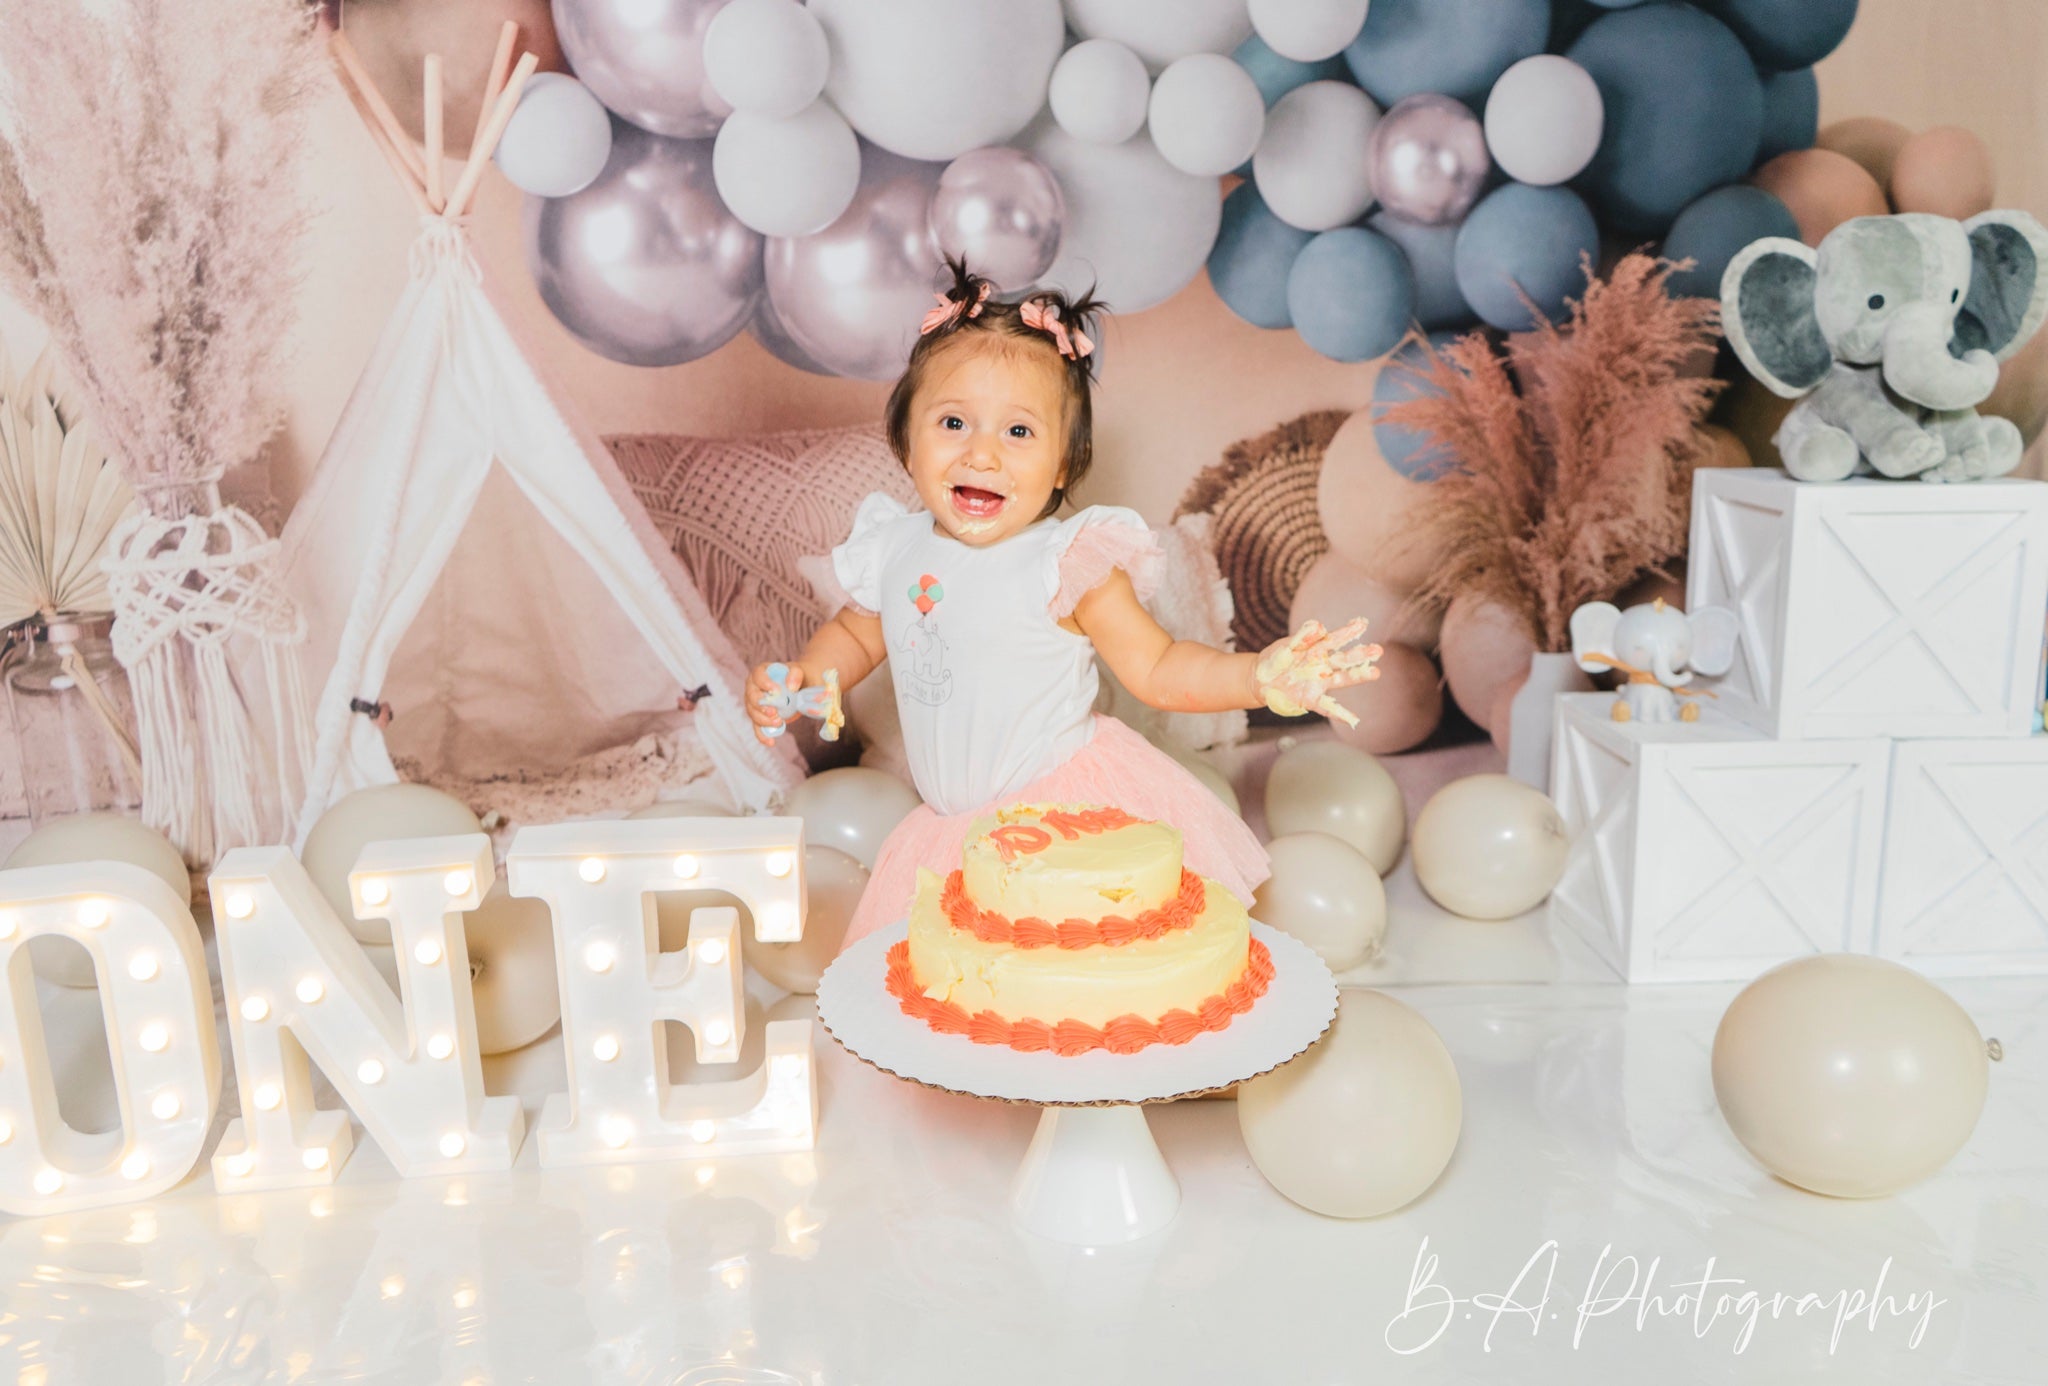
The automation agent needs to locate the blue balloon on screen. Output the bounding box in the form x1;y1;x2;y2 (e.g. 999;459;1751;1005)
1701;0;1858;71
1287;228;1416;363
1661;184;1799;299
1567;4;1765;235
1343;0;1549;107
1210;182;1314;330
1373;331;1468;481
1367;211;1477;332
1453;183;1599;331
1756;67;1820;164
1232;32;1349;108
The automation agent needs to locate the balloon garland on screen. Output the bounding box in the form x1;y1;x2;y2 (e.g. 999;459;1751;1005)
514;0;1859;370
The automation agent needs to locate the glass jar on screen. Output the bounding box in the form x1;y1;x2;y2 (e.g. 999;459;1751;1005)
5;616;143;825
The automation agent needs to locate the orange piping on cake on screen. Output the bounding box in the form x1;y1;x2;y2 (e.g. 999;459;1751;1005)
884;938;1275;1054
941;867;1207;949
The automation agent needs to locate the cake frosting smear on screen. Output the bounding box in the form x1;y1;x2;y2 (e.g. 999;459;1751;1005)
886;803;1272;1055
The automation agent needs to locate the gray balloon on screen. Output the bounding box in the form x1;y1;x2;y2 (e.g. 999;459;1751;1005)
929;146;1064;290
552;0;733;138
764;144;945;380
1368;93;1491;227
526;119;762;367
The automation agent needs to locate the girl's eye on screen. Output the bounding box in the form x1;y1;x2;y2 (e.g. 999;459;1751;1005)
1008;424;1031;438
940;415;963;430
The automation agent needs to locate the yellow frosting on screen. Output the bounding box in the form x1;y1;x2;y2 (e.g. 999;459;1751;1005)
907;867;1250;1029
960;802;1183;922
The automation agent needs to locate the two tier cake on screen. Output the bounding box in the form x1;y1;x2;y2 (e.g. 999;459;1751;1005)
885;803;1272;1054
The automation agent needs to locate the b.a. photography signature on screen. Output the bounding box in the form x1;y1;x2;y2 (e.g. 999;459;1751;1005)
1383;1237;1945;1356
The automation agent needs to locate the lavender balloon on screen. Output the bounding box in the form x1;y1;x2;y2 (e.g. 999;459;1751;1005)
929;147;1064;289
526;121;762;366
764;145;945;380
1368;93;1490;227
553;0;734;137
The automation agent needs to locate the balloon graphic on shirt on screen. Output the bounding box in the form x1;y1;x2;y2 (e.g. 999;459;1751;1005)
909;573;943;616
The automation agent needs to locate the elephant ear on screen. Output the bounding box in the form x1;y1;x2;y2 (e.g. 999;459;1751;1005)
1722;237;1830;399
1568;601;1622;674
1954;210;2048;361
1687;606;1741;678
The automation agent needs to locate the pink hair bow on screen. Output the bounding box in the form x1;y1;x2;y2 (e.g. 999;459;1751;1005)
1020;297;1094;360
920;280;991;335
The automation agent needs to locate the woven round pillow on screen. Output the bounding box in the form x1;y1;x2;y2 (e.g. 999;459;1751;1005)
1173;411;1347;656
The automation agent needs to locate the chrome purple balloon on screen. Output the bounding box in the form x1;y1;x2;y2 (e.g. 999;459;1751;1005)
1367;93;1491;227
764;145;946;380
526;121;763;367
552;0;733;137
928;146;1064;289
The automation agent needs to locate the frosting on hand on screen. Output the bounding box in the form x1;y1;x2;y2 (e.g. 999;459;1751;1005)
1255;618;1383;728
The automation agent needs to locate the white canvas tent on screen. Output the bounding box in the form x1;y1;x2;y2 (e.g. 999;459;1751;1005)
279;26;799;843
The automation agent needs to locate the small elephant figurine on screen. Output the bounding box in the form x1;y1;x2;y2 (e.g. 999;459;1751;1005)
1569;599;1740;724
757;663;844;741
1722;210;2048;483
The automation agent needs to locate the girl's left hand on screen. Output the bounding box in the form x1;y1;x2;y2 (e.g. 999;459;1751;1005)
1255;618;1384;728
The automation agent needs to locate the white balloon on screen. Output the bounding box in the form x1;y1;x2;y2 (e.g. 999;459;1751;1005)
1248;0;1371;63
1253;832;1387;971
785;766;923;869
1238;988;1462;1218
1047;38;1151;145
1484;55;1605;188
6;812;192;989
1169;747;1241;815
1264;741;1405;875
713;99;861;236
1147;53;1265;178
465;885;561;1055
703;0;830;118
302;784;483;945
1253;80;1381;231
1017;114;1223;312
1411;774;1568;921
812;0;1065;160
494;73;615;198
1063;0;1255;71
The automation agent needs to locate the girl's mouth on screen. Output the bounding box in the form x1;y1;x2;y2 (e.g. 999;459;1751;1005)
949;485;1008;519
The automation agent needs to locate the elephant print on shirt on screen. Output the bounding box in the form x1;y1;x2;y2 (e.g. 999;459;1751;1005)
901;572;953;706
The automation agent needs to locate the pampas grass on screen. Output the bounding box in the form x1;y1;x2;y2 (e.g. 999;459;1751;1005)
1381;254;1723;653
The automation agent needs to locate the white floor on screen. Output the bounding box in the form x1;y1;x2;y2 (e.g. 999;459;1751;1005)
2;732;2043;1384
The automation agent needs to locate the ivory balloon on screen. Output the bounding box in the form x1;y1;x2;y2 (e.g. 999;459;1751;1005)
1063;0;1255;70
1046;39;1151;145
1248;0;1370;63
1316;406;1437;590
1437;594;1536;733
495;73;614;197
1253;81;1382;232
712;99;861;236
1265;740;1405;875
465;885;562;1055
743;845;869;994
1323;642;1444;756
1411;774;1567;920
1712;955;1991;1198
1169;747;1240;816
701;0;830;119
1889;126;1996;220
1147;53;1266;178
1288;550;1441;651
1238;989;1462;1218
1252;833;1387;971
785;766;922;869
302;783;483;944
1751;148;1889;246
7;813;192;989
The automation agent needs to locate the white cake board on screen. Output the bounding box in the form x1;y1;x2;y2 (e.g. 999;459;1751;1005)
818;921;1337;1245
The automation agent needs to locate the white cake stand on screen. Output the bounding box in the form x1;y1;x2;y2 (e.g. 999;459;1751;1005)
817;920;1337;1246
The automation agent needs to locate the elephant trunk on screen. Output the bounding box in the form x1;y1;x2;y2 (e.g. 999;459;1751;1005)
1882;303;2000;410
1652;648;1690;687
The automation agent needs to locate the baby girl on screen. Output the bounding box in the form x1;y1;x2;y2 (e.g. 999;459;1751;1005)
750;259;1381;949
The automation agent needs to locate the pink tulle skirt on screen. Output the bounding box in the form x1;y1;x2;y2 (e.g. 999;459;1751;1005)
840;714;1270;952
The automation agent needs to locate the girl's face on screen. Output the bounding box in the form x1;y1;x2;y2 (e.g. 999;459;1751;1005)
905;339;1069;545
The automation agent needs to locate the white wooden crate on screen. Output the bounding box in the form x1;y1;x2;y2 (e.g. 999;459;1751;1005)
1687;468;2048;740
1548;693;1890;983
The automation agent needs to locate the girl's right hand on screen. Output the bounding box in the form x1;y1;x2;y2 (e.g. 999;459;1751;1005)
746;661;804;745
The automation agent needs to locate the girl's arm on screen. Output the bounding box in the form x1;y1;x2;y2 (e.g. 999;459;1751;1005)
1072;570;1380;721
745;607;887;743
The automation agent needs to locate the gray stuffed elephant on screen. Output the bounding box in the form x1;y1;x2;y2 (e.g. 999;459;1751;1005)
1721;211;2048;482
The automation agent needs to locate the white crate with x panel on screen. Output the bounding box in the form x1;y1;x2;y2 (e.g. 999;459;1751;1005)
1686;468;2048;740
1548;694;1891;983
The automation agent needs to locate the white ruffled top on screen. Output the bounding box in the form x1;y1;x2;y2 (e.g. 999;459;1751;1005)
826;492;1162;816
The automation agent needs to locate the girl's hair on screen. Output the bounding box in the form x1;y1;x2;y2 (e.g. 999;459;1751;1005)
883;255;1108;520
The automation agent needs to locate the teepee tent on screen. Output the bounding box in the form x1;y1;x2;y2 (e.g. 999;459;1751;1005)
281;24;798;843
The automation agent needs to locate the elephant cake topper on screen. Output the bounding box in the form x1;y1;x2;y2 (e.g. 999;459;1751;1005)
1569;598;1740;724
1721;210;2048;483
757;662;844;741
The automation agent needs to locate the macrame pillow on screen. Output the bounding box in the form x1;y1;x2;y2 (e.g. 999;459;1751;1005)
609;424;919;670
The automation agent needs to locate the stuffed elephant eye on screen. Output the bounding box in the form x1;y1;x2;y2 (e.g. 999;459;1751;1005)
1867;293;1885;310
1952;288;1960;302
